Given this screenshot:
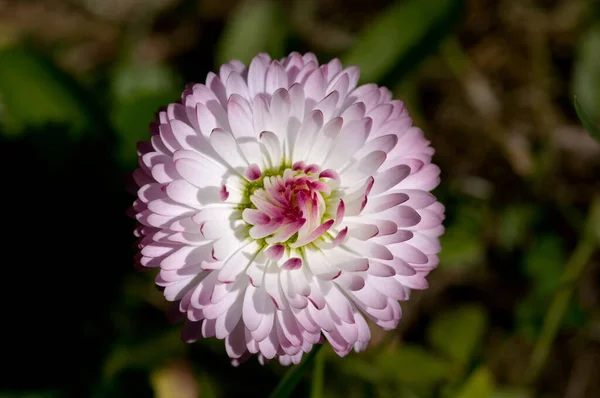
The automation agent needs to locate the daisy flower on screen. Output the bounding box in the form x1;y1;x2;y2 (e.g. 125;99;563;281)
132;52;444;365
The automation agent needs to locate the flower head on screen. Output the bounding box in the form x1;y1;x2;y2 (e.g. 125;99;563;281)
132;52;444;365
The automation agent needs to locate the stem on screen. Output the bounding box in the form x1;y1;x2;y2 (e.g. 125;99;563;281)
524;197;600;385
269;344;323;398
310;345;326;398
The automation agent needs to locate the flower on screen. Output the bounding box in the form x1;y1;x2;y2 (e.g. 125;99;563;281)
132;52;444;366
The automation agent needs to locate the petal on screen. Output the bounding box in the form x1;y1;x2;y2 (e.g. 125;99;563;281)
247;53;270;98
209;128;248;169
265;60;288;95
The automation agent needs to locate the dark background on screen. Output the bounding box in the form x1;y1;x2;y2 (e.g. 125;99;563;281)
1;0;599;397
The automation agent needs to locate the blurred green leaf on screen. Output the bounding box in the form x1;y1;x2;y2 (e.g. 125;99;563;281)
337;356;384;384
517;233;569;338
269;344;322;398
111;63;181;167
113;64;180;100
377;345;453;386
515;297;585;339
574;96;600;141
197;372;219;398
572;24;600;127
587;196;600;243
515;297;539;340
439;204;485;268
497;204;535;251
103;329;187;380
0;47;95;135
522;234;565;297
427;305;488;367
490;388;533;398
216;0;286;66
342;0;463;84
455;367;494;398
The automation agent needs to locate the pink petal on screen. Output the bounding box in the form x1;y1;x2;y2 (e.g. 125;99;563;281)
282;257;303;270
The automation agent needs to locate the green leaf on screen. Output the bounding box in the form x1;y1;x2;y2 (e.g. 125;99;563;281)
0;47;96;136
497;204;535;251
517;233;570;339
216;0;286;66
377;345;452;386
490;388;532;398
586;196;600;244
197;372;219;398
110;63;181;167
103;329;187;380
342;0;463;84
439;204;485;268
455;367;494;398
112;63;180;100
574;96;600;141
269;344;322;398
337;356;384;384
572;23;600;124
426;304;488;367
522;234;566;297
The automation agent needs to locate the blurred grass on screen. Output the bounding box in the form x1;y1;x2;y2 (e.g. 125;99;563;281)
573;23;600;125
0;0;599;397
574;96;600;140
216;0;287;66
342;0;464;85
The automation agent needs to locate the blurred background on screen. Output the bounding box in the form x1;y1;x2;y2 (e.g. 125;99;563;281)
1;0;599;397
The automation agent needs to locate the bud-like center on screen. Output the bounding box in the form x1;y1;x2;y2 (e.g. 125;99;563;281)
241;161;344;257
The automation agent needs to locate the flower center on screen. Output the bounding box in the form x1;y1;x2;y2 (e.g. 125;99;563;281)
241;161;342;254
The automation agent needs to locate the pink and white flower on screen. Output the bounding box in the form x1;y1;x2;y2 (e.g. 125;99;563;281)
131;52;444;365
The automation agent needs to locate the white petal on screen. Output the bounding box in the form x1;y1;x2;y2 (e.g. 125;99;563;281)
344;237;393;260
388;243;428;264
170;119;198;150
264;268;286;310
209;128;248;169
225;71;250;101
174;158;222;188
304;67;326;102
265;61;288;95
248;54;270;98
252;95;272;134
340;102;366;121
243;285;264;331
277;310;302;346
324;118;372;169
215;297;243;339
227;95;253;138
291;110;323;162
288;83;306;121
218;242;258;283
314;91;340;122
324;285;354;324
371;165;411;195
363;193;409;214
341;150;387;185
395;189;437;209
270;88;291;136
259;131;282;167
334;273;365;291
306;117;342;165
